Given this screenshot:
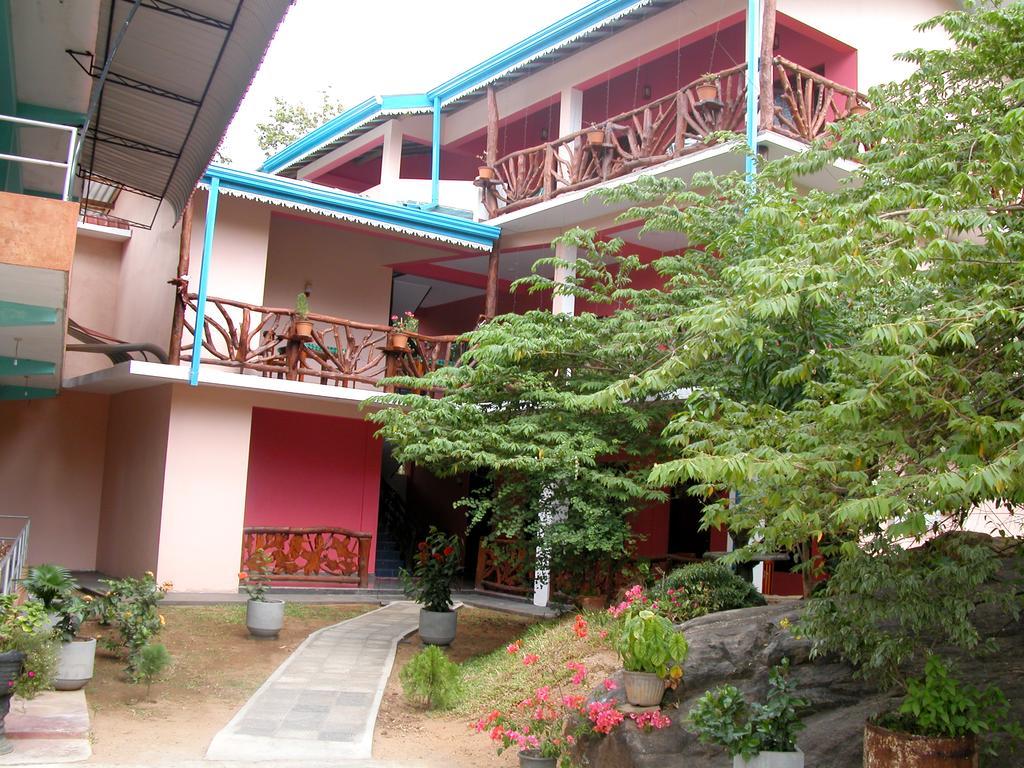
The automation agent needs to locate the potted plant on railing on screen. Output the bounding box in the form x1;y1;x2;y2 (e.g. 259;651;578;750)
586;125;606;146
696;74;719;103
23;565;97;691
292;292;313;339
401;527;461;646
388;311;418;351
689;659;807;768
614;608;688;707
863;655;1022;767
0;595;57;754
476;155;497;181
240;549;284;639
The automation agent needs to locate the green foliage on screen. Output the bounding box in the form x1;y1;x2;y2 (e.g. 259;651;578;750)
22;564;76;610
878;655;1020;741
401;527;461;612
400;645;461;710
294;292;310;320
240;549;273;602
134;642;171;695
255;88;344;157
800;537;1019;689
0;595;58;698
615;609;688;676
689;659;808;759
97;573;169;677
651;562;765;623
52;596;91;644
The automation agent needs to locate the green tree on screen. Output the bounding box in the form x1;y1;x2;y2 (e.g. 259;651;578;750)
255;88;344;157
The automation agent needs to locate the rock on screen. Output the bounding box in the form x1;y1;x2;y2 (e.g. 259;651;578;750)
579;559;1024;768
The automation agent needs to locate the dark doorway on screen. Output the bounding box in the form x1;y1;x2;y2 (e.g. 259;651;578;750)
667;484;710;557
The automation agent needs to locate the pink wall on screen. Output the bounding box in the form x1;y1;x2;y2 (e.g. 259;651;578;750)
66;235;124;379
243;408;383;574
0;392;108;570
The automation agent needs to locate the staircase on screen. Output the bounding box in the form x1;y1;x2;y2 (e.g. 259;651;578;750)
374;536;403;579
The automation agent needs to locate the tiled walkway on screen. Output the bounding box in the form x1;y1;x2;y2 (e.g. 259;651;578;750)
206;601;422;763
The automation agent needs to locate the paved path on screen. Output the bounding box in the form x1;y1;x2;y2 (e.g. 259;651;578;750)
206;601;422;763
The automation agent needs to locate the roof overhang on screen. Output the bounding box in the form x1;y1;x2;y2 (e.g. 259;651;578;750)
201;165;501;252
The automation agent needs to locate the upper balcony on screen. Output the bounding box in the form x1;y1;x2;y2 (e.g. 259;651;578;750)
476;57;866;218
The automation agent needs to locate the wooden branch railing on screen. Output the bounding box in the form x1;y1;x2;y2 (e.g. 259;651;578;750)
481;60;867;217
172;287;462;389
241;526;372;588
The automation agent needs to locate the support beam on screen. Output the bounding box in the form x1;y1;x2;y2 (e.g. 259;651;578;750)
168;194;193;365
430;96;442;207
0;300;58;327
485;87;499;166
189;177;220;386
380;120;403;186
759;0;777;131
745;0;761;183
484;242;500;318
0;356;55;376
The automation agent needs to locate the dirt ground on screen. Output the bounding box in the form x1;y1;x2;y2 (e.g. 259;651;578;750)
373;607;540;768
84;603;373;764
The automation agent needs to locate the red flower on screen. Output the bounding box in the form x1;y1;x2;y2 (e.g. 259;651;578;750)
506;640;522;654
443;546;454;557
573;614;588;639
522;654;539;666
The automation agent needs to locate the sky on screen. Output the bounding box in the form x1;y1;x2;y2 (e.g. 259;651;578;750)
220;0;593;170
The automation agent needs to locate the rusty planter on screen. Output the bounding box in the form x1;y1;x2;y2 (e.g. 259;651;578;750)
863;722;977;768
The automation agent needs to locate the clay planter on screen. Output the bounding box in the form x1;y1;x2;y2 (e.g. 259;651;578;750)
419;608;457;646
586;129;605;146
622;670;665;707
864;722;977;768
291;320;313;339
696;83;719;101
477;165;496;180
734;749;804;768
387;332;410;351
848;104;870;117
578;595;607;611
519;748;556;768
0;651;24;755
55;637;96;691
246;599;285;639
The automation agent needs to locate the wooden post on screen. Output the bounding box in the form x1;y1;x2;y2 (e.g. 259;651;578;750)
759;0;778;130
486;86;499;165
675;90;686;156
543;144;555;199
167;195;193;365
484;242;500;319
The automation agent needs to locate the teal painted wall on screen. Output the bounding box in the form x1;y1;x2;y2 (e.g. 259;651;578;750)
0;0;22;193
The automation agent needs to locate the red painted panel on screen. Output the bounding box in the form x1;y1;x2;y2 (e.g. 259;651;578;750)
244;408;383;574
631;501;670;559
709;525;729;553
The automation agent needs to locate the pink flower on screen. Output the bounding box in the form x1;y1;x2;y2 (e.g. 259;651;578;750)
573;614;588;638
566;661;587;685
586;700;625;734
599;629;609;640
522;654;540;666
602;678;617;691
535;686;551;702
506;640;521;654
27;671;34;678
630;710;672;732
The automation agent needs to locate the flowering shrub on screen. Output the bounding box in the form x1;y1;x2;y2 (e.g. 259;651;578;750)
390;311;419;333
631;710;672;733
401;527;461;612
650;562;765;623
97;572;170;679
0;596;57;698
608;584;658;619
239;549;273;602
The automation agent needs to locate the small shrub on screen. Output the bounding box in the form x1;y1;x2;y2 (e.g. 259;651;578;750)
400;645;461;709
401;528;461;612
615;609;688;677
239;549;273;602
135;642;171;698
22;564;76;610
96;572;170;676
0;596;58;698
651;562;765;623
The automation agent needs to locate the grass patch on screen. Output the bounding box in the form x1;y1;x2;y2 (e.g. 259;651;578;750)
453;609;618;717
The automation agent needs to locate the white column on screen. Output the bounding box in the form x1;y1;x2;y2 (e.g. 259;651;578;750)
559;87;583;136
380;120;403;186
551;242;577;317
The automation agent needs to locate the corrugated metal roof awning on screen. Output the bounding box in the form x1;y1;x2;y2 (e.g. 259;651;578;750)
78;0;291;224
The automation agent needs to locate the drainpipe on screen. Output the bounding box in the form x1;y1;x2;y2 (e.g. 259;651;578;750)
745;0;760;184
189;176;220;386
430;96;441;208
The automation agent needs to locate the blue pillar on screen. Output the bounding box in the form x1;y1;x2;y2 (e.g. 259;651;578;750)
745;0;760;184
189;176;220;386
430;96;441;207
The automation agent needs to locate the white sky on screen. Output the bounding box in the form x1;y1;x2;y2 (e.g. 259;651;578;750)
221;0;592;170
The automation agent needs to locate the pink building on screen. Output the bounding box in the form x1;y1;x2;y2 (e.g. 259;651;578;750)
0;0;957;599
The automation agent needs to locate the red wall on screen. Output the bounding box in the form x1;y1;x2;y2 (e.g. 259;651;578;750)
631;501;670;558
243;408;383;574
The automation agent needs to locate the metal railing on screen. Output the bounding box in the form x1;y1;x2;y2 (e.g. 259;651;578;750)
0;517;30;595
0;114;78;201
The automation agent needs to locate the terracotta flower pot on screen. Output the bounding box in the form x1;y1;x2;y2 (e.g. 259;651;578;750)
622;670;665;707
848;104;870;117
586;129;605;146
292;320;313;339
477;165;496;180
696;83;719;101
863;722;977;768
388;332;410;351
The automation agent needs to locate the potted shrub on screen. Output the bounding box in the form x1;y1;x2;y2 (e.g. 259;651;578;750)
388;311;418;350
52;595;96;691
292;292;313;339
696;75;719;102
240;549;284;639
689;659;807;768
614;608;688;707
22;563;76;627
401;527;461;645
0;595;58;754
863;655;1020;767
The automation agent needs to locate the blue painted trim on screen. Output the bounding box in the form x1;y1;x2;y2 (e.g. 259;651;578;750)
0;385;56;401
202;165;500;249
744;0;759;184
260;0;650;176
189;176;220;387
430;96;441;208
0;300;58;327
0;356;55;376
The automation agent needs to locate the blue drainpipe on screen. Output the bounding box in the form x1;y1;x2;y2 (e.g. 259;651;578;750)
745;0;760;184
189;175;220;386
430;96;441;208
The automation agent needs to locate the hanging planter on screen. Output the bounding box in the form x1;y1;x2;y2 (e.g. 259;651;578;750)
477;165;496;181
387;332;410;351
586;129;606;146
696;82;719;102
848;104;870;117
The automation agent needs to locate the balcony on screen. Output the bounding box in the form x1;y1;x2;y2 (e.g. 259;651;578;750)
170;289;462;391
478;57;867;218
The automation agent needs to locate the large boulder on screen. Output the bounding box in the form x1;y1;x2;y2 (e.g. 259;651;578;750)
580;559;1024;768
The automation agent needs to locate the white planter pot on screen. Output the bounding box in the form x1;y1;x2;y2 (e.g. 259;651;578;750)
419;608;457;646
246;599;285;638
622;670;666;707
734;749;804;768
55;637;96;691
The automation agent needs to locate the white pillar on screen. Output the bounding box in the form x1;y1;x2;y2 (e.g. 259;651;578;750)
551;242;577;317
559;87;583;136
380;120;403;186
